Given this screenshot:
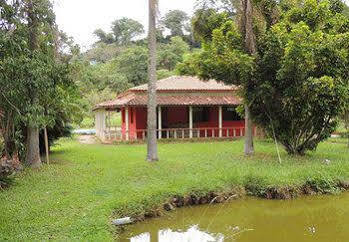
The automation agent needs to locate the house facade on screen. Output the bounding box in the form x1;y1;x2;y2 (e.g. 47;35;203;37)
94;76;256;142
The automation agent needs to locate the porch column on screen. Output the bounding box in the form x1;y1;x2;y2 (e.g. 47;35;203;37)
125;107;129;141
218;106;223;138
158;106;162;139
189;106;193;138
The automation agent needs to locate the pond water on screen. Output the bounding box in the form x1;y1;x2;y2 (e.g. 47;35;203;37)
119;193;349;242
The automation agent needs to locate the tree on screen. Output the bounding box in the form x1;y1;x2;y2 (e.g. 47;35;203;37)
26;0;45;167
0;0;82;166
192;8;230;42
196;0;240;17
248;0;349;155
93;28;115;44
343;110;349;148
116;46;149;86
241;0;256;155
192;0;257;156
84;43;123;63
158;36;189;71
147;0;159;162
161;10;190;37
111;18;145;45
175;50;203;76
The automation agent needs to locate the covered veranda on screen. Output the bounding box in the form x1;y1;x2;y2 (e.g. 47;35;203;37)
95;105;255;142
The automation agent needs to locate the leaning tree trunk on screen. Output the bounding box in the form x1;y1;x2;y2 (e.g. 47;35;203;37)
146;0;159;162
242;0;256;156
26;0;42;167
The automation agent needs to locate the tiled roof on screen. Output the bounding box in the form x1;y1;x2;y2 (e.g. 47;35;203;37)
130;76;237;91
95;95;241;109
94;76;241;110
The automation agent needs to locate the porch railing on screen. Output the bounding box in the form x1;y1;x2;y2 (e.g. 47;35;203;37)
103;127;254;141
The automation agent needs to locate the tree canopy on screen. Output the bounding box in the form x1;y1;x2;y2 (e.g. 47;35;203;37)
161;10;190;37
0;0;83;164
180;0;349;155
93;17;145;45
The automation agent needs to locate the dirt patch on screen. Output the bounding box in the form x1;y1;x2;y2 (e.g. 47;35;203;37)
77;135;98;145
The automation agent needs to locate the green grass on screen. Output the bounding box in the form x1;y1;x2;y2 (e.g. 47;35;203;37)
0;138;349;241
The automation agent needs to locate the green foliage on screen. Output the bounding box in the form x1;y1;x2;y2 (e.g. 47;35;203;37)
93;28;114;44
93;18;144;45
116;46;149;86
175;50;203;76
0;0;84;158
161;10;190;37
111;18;145;45
192;8;231;42
157;69;175;79
249;0;349;155
84;43;123;63
158;36;190;71
196;20;255;86
192;0;349;155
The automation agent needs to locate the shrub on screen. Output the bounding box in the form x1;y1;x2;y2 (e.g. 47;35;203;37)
249;1;349;155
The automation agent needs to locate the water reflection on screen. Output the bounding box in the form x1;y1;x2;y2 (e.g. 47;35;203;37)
130;225;224;242
121;193;349;242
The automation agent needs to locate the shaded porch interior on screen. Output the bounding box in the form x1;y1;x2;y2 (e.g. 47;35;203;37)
96;105;249;141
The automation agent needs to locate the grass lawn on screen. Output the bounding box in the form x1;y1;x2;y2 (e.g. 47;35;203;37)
0;138;348;241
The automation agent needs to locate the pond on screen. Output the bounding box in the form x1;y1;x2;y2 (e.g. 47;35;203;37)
120;193;349;242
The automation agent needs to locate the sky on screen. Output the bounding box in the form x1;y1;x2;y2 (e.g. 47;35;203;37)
54;0;197;50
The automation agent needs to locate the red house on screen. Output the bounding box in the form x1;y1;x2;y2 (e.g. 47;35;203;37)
94;76;254;142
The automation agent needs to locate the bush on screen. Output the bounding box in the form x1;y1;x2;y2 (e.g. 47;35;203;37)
249;1;349;155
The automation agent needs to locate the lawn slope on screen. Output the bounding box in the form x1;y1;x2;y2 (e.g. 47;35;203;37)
0;139;348;240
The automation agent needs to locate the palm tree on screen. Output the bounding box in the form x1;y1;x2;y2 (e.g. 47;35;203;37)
241;0;256;156
147;0;159;161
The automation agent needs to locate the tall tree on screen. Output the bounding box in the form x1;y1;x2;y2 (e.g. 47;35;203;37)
147;0;159;162
111;18;145;45
249;0;349;155
0;0;81;166
26;0;42;167
93;28;114;44
241;0;255;155
158;36;189;71
193;0;257;156
161;10;189;37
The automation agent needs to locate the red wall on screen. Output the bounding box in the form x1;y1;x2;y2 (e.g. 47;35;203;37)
121;106;245;140
121;107;138;140
136;107;147;130
165;107;188;127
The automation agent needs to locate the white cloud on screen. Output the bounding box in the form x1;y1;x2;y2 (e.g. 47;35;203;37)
54;0;196;49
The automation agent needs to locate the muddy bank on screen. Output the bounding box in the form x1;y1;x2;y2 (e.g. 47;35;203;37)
115;181;349;225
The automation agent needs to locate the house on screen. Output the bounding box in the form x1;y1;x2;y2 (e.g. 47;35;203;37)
94;76;256;142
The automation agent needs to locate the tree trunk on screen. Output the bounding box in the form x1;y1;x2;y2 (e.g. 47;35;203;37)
242;0;256;156
146;0;158;162
26;126;41;168
26;0;42;167
44;127;49;164
244;104;254;155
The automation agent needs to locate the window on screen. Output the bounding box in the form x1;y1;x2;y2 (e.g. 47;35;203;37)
223;107;241;121
193;107;209;123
